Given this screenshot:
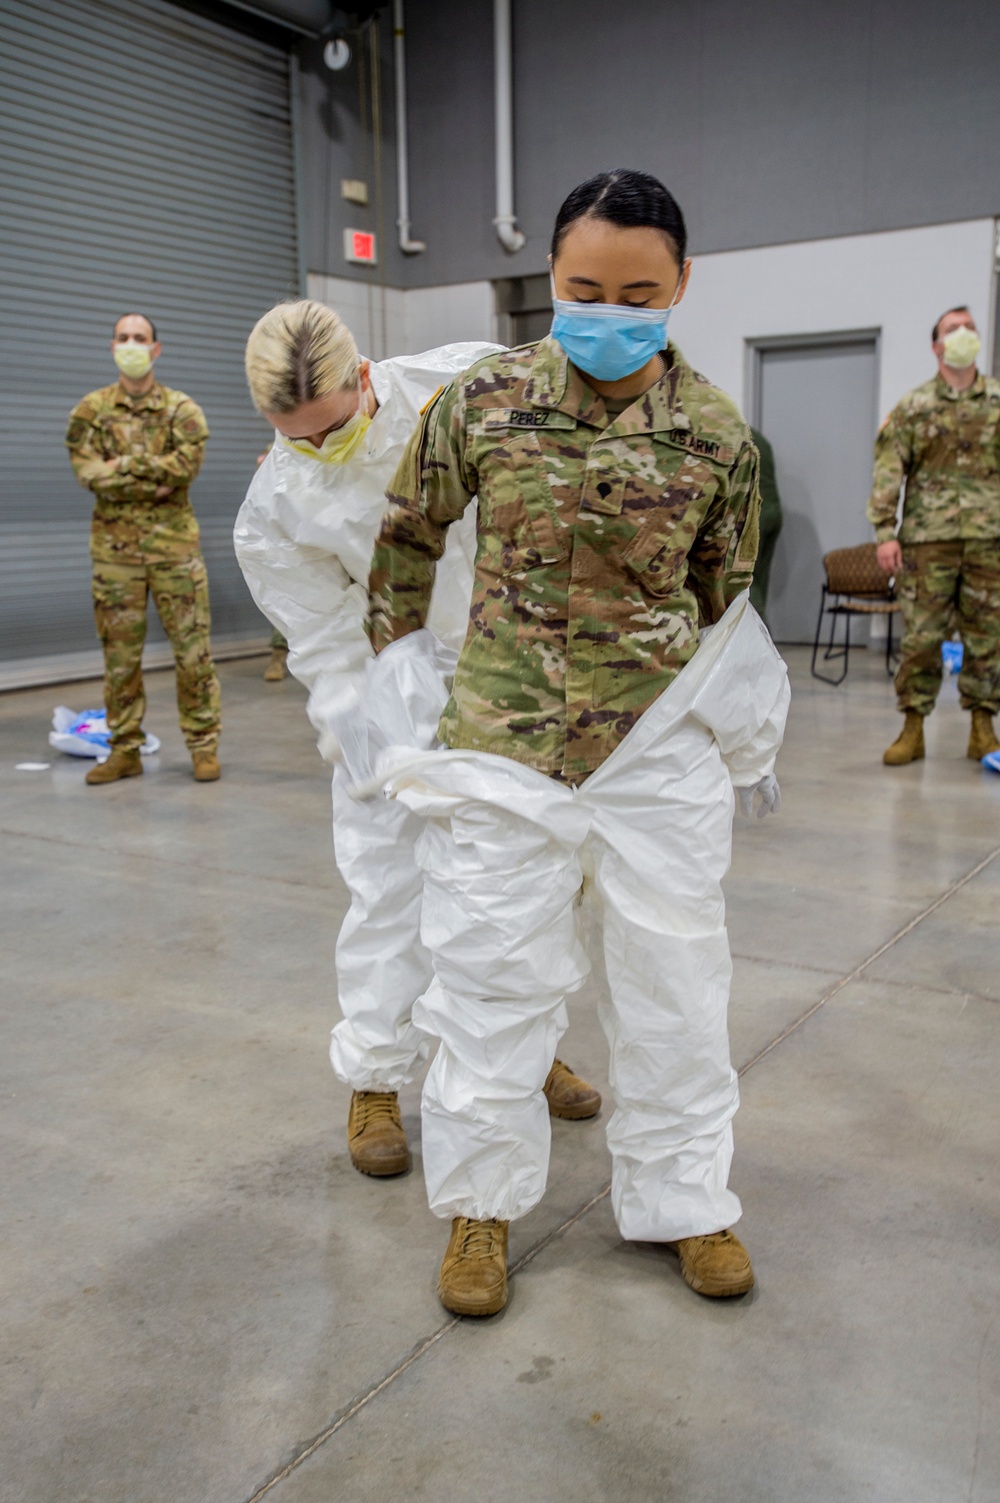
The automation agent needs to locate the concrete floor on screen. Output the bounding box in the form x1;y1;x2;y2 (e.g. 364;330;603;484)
2;647;999;1503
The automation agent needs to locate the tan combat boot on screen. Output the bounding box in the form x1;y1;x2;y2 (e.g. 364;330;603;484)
543;1058;602;1120
347;1090;410;1176
438;1216;509;1316
85;749;143;785
263;646;288;682
967;709;1000;761
883;710;925;766
668;1229;755;1298
192;751;221;782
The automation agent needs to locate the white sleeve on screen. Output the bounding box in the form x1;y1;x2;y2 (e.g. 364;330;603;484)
688;601;790;787
722;676;790;788
233;450;372;749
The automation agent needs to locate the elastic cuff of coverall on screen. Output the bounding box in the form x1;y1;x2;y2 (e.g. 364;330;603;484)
329;1035;429;1094
330;1060;423;1092
874;527;899;544
612;1194;744;1245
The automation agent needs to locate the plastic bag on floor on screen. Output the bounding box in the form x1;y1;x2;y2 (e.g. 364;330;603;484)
983;750;1000;774
942;640;963;674
49;707;160;759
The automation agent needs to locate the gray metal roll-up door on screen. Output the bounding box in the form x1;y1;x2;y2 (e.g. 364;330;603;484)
0;0;300;687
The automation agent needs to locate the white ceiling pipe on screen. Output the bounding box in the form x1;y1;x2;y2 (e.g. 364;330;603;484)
493;0;525;253
393;0;426;254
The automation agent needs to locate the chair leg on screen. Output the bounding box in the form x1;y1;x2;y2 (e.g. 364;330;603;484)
810;587;828;680
824;600;849;685
812;591;850;686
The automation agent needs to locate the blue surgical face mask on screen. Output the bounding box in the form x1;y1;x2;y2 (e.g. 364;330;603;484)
550;276;680;382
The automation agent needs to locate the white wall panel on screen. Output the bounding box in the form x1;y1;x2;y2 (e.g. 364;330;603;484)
671;219;996;421
307;273;494;358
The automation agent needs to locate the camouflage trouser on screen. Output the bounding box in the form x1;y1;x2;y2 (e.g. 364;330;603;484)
895;540;1000;715
269;629;288;650
92;556;222;753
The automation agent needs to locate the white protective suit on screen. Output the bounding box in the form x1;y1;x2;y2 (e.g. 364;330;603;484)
233;342;500;1092
354;592;789;1242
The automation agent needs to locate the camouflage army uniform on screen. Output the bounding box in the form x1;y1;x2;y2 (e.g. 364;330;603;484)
867;372;1000;715
368;337;760;784
66;381;221;753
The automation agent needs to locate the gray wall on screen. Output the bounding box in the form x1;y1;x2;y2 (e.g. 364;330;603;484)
297;16;411;288
297;0;1000;290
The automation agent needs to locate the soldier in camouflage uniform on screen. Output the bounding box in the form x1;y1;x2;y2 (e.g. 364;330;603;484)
65;314;222;783
369;339;761;780
367;172;788;1317
868;305;1000;765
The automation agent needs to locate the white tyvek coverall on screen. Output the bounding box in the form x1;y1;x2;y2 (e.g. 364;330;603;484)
365;593;789;1240
233;342;500;1092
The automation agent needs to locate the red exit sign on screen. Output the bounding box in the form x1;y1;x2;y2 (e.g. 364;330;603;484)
344;228;377;265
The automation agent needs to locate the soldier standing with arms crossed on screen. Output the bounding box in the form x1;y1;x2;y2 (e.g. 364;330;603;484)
870;306;1000;766
65;314;222;783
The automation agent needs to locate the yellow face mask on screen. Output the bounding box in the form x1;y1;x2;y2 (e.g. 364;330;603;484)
114;342;153;378
941;325;981;370
286;398;372;465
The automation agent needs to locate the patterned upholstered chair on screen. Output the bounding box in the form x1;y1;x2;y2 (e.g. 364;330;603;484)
811;542;900;685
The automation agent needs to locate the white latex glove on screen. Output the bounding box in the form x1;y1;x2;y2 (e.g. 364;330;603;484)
737;774;781;820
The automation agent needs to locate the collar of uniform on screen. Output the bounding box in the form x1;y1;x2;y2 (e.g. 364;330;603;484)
523;336;697;438
112;380;165;411
523;336;608;428
935;371;986;402
606;343;691;438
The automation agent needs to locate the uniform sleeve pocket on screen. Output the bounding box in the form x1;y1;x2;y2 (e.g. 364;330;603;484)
733;492;761;570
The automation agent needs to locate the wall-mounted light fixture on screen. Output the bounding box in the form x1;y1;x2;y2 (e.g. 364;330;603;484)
323;36;351;69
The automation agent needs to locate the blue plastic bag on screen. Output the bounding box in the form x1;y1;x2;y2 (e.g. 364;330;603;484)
49;707;160;759
983;750;1000;774
941;641;963;674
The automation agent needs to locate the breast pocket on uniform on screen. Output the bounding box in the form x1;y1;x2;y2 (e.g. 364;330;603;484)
619;450;716;597
476;413;569;571
621;512;687;596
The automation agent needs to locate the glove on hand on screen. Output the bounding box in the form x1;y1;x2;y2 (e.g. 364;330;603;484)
738;773;781;820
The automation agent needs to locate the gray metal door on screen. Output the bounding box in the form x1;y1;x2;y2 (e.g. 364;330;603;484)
754;336;879;643
0;0;299;686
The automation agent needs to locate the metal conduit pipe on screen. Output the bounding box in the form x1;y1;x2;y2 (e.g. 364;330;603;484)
493;0;525;253
393;0;426;254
